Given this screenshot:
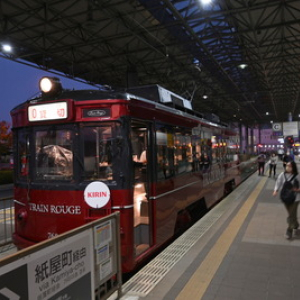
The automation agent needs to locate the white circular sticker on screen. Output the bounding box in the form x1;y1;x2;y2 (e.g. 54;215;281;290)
84;181;110;208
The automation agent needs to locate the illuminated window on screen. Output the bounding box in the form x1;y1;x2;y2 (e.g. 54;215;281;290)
35;128;73;180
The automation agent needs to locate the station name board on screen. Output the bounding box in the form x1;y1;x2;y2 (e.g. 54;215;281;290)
28;102;68;122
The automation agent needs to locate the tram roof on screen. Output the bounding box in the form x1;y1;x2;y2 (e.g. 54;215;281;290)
1;1;300;124
12;86;230;129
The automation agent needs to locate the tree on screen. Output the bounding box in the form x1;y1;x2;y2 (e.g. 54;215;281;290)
0;121;13;155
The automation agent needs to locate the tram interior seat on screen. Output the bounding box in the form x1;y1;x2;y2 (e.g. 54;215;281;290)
140;200;148;217
84;157;95;173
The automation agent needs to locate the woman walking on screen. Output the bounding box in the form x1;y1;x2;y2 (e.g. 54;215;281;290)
273;161;300;239
268;153;278;177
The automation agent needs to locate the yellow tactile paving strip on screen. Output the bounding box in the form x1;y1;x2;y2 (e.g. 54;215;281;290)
176;176;268;300
0;208;14;223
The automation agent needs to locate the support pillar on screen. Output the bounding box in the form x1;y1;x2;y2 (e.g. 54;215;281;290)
239;122;242;154
245;124;249;154
250;127;254;155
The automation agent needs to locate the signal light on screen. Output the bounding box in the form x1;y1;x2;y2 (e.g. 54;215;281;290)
284;136;294;147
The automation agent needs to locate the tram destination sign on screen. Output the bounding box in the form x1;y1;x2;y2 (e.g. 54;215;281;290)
28;102;68;122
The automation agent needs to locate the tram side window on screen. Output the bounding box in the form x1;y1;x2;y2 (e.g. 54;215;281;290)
35;129;73;180
192;136;201;172
174;130;193;174
17;130;30;179
156;127;175;180
227;138;239;161
212;138;229;162
212;137;223;163
83;126;113;181
222;139;230;161
201;138;213;165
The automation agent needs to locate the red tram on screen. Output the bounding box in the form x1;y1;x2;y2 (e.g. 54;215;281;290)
11;77;253;272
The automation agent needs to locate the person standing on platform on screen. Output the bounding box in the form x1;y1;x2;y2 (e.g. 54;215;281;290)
200;153;210;172
282;153;293;170
273;161;300;239
268;153;278;177
257;152;266;175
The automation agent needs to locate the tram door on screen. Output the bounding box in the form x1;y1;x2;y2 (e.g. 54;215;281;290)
131;122;151;256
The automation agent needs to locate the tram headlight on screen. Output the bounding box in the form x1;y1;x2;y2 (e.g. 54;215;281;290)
39;76;63;97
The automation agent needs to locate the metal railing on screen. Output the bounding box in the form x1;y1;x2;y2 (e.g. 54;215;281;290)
0;197;14;247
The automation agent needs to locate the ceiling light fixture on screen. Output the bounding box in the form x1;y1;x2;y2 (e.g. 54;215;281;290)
2;44;12;52
238;63;248;69
201;0;212;4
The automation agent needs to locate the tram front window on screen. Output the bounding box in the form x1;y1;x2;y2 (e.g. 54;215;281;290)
17;129;30;179
35;129;73;180
83;126;114;181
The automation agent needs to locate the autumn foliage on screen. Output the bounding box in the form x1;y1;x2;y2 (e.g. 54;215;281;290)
0;120;12;155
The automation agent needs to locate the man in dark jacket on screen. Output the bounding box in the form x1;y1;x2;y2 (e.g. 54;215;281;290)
257;153;266;176
200;153;210;172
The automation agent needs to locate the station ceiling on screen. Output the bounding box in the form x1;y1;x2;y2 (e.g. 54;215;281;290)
1;0;300;125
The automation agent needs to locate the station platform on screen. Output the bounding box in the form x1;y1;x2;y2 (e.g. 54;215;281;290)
116;164;300;300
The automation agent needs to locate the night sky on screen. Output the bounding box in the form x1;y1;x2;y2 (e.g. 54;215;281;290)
0;56;97;124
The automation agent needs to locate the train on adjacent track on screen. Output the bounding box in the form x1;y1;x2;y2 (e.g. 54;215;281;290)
11;77;255;272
